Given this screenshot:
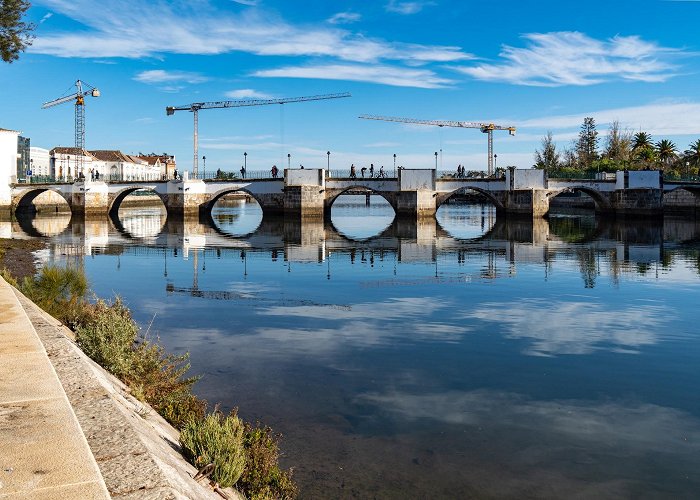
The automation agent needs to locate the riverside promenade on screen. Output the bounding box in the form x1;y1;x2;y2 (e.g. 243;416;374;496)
0;277;109;499
0;274;236;499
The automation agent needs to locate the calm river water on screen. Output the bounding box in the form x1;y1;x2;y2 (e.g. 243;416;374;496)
10;196;700;498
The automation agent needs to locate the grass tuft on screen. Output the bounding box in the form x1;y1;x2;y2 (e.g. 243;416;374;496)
180;409;247;488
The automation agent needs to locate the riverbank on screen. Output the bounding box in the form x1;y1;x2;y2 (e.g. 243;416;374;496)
0;238;45;282
6;280;236;498
1;241;296;499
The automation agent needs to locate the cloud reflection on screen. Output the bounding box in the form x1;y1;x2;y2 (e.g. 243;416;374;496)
463;299;669;356
358;389;700;455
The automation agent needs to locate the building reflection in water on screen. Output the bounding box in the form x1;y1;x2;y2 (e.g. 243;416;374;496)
6;209;700;289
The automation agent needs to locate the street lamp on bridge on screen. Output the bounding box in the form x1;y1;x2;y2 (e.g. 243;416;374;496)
393;153;396;177
327;151;330;170
202;155;206;179
434;151;438;170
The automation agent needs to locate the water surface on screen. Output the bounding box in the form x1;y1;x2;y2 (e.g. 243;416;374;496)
8;196;700;498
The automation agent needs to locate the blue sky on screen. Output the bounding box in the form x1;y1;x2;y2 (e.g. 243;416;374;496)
2;0;699;173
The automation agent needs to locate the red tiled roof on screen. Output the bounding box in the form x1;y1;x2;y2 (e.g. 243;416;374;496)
89;150;134;162
50;147;96;158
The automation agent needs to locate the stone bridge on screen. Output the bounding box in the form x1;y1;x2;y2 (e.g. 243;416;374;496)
5;167;700;220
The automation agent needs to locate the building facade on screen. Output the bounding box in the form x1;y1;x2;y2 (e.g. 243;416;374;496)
0;128;20;210
29;147;51;177
17;136;30;181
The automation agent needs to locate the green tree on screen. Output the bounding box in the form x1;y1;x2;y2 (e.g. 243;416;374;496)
533;131;560;172
576;117;599;170
604;120;632;164
656;139;677;169
683;139;700;174
1;0;34;63
632;132;653;152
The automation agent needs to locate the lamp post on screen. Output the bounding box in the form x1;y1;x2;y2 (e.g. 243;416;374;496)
202;155;206;180
327;151;330;171
393;153;396;177
29;159;33;183
494;154;498;175
287;153;291;169
434;151;438;170
243;152;247;177
687;161;690;179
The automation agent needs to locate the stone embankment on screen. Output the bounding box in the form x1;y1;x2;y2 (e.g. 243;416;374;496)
0;276;239;499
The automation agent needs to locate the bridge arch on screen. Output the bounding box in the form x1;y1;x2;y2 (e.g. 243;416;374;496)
109;186;167;215
204;187;267;215
325;186;398;213
435;186;505;212
12;187;72;215
547;186;612;213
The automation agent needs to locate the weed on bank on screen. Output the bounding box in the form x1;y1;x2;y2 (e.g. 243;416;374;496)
14;265;297;499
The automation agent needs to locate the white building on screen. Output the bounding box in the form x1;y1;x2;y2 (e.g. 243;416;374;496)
0;128;20;209
49;147;97;181
89;150;161;180
29;146;51;177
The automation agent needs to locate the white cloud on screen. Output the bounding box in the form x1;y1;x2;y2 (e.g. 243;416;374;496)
224;88;274;99
328;11;362;25
518;101;700;136
133;69;208;84
463;298;669;356
39;12;53;23
253;63;453;88
30;0;471;64
454;32;681;86
231;0;258;5
385;0;435;14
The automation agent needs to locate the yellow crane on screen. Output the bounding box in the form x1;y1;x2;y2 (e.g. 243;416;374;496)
166;92;351;177
359;114;516;176
42;80;101;176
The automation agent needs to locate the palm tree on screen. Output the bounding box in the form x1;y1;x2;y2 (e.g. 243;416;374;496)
656;139;677;168
632;132;653;152
684;139;700;173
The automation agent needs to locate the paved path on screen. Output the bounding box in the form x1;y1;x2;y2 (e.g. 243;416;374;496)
0;276;109;499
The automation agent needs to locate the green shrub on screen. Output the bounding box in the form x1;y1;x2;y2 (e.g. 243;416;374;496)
75;297;138;378
180;410;247;488
21;265;88;326
126;341;206;427
0;267;18;287
240;423;298;500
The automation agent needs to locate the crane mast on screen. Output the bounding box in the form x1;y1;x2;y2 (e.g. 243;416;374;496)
166;92;351;177
42;80;100;178
359;114;516;176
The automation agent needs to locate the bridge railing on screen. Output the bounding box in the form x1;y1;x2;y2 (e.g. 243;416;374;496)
188;170;279;181
663;173;700;183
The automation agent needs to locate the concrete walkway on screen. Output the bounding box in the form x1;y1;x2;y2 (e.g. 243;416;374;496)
0;277;109;499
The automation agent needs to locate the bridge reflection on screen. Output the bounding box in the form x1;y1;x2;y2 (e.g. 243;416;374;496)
4;210;700;283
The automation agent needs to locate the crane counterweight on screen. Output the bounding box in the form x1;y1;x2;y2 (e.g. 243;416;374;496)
42;79;100;178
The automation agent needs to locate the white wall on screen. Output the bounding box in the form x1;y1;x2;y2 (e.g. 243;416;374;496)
616;170;661;189
512;169;545;189
0;130;19;206
399;169;435;190
29;147;50;176
285;168;324;186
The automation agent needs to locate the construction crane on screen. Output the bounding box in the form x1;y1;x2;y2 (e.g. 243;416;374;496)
166;92;351;177
359;115;516;176
42;80;101;177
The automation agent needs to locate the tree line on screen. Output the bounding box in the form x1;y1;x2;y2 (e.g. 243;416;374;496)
534;117;700;178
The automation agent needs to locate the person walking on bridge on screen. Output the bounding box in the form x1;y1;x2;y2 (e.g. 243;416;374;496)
369;164;374;178
350;164;357;178
361;166;367;178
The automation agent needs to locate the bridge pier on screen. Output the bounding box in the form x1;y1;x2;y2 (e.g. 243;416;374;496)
283;169;326;219
70;181;110;217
